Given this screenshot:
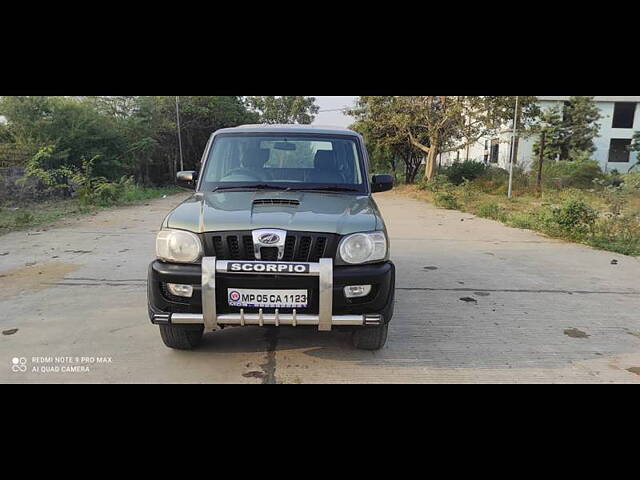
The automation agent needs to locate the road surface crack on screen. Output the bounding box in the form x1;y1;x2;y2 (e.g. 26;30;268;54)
260;328;279;384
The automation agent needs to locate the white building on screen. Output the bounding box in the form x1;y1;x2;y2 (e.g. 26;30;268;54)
441;96;640;173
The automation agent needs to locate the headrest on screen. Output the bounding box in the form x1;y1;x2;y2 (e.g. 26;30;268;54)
244;147;271;167
314;150;336;169
256;148;270;163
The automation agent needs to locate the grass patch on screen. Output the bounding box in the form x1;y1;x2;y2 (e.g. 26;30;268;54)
397;179;640;257
433;190;459;210
0;186;181;236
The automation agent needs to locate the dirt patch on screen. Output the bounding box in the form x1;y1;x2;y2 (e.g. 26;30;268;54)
0;261;80;301
626;367;640;376
564;328;590;339
242;371;266;379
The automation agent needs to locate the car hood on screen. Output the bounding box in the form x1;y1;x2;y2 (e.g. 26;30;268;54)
165;191;384;235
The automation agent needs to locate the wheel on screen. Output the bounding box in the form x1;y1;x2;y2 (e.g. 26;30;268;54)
352;324;388;351
159;324;204;350
382;284;395;324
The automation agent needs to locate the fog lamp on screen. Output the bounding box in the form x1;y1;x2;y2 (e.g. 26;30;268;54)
166;283;194;298
344;285;372;299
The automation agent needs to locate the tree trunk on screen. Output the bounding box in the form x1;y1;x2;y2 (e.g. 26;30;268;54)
401;152;419;184
424;135;439;181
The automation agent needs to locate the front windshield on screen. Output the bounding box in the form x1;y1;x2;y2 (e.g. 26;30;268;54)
200;134;366;192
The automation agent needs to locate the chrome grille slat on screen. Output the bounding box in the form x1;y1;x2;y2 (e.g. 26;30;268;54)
203;231;335;262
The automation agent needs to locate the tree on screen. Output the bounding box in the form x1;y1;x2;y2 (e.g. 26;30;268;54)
532;97;601;163
350;96;539;182
349;96;427;183
82;96;139;118
532;105;565;161
629;130;640;171
0;96;126;180
0;121;14;142
0;96;259;188
246;96;319;124
561;96;601;159
402;96;540;181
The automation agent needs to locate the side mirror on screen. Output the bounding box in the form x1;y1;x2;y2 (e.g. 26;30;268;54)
177;171;198;190
371;174;394;193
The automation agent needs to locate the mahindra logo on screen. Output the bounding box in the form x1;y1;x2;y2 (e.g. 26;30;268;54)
258;233;281;245
252;229;286;259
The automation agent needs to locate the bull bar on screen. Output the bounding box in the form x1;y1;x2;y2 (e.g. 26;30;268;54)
151;257;383;332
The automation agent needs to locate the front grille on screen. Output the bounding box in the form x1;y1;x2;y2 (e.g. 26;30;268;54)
203;231;339;262
260;247;278;261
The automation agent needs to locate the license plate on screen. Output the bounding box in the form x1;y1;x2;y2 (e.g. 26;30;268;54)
227;289;308;308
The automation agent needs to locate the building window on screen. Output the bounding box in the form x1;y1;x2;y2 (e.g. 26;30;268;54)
612;102;636;129
490;139;499;163
608;139;631;163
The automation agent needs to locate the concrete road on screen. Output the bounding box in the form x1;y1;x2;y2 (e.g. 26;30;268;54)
1;191;640;383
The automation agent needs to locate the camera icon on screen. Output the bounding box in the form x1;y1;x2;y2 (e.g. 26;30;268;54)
11;357;27;373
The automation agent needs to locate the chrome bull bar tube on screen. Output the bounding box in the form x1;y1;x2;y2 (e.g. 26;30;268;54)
180;257;381;332
170;312;375;327
201;257;217;331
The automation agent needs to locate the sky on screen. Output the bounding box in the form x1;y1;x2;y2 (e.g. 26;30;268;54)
312;96;358;128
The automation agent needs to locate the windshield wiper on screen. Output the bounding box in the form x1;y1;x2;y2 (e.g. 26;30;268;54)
212;185;292;192
293;186;361;193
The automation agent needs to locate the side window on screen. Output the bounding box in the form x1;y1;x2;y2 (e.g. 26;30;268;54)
490;139;500;163
608;139;631;163
612;102;636;129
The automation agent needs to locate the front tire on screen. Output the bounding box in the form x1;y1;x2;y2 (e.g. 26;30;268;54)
159;324;204;350
352;324;388;350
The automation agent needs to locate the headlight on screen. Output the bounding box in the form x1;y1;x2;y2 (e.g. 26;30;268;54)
339;231;387;264
156;229;203;263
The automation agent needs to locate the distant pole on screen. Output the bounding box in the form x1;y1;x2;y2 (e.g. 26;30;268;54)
537;131;546;195
175;96;184;172
507;95;519;199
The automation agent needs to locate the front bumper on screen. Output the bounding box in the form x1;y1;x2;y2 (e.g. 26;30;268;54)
148;258;395;332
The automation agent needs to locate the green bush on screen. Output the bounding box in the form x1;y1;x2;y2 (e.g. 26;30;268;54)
442;160;488;185
507;212;537;230
598;185;629;216
433;190;459;209
473;166;509;193
476;202;505;221
590;214;640;256
93;181;124;206
550;197;598;236
457;179;480;203
622;172;640;191
14;211;34;226
534;159;604;189
419;174;451;192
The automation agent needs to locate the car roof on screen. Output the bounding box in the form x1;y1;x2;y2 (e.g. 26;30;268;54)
213;124;361;137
